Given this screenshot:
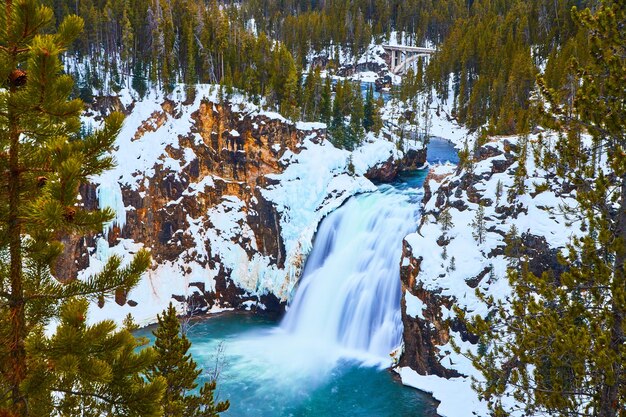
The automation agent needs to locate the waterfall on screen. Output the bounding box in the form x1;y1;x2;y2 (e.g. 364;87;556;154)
186;173;431;415
281;184;421;360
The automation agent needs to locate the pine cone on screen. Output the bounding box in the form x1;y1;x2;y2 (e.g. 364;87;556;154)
63;206;76;221
8;69;27;88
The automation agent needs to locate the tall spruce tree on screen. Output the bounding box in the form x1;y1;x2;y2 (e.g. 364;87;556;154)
148;304;230;417
470;203;486;245
363;84;376;133
329;80;346;148
0;1;164;415
29;299;164;417
320;76;332;125
348;89;364;150
464;1;626;415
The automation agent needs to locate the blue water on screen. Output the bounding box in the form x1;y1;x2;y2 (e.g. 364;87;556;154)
138;313;439;417
426;137;459;165
359;81;391;102
326;79;390;101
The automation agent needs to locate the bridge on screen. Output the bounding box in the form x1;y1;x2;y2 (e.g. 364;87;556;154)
382;45;436;75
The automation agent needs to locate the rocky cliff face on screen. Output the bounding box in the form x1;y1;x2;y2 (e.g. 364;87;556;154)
364;147;427;182
398;239;463;379
61;98;309;310
396;132;580;413
66;85;405;324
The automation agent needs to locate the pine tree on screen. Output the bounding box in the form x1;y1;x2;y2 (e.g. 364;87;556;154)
495;179;503;206
279;46;300;120
120;4;134;84
330;80;347;148
438;208;453;233
320;76;332;125
346;155;356;176
457;140;471;171
348;89;364;150
301;67;316;121
503;224;523;264
0;2;163;415
309;67;323;121
132;62;148;99
465;1;626;415
158;0;176;93
363;84;376;132
509;135;529;202
184;19;197;102
30;299;164;417
371;96;384;134
470;203;487;244
149;304;230;417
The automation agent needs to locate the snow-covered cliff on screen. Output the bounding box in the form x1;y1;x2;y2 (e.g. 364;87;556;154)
67;85;412;326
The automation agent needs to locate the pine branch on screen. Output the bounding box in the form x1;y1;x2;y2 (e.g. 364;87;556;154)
50;387;116;405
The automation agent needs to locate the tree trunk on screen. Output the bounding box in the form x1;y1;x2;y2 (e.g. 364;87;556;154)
8;90;26;416
599;175;626;417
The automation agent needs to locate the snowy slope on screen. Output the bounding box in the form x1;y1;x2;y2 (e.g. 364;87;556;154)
397;132;582;417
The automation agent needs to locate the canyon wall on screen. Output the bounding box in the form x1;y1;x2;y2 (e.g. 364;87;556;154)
65;85;409;324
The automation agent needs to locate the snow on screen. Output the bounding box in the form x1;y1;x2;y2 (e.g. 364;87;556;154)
397;367;487;417
183;176;215;196
350;71;380;82
404;290;425;320
295;121;326;131
95;237;110;262
356;44;388;67
351;135;402;174
258;110;287;123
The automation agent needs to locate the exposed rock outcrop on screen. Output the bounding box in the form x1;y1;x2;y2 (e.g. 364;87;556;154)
400;147;428;171
364;147;427;182
365;156;399;182
399;240;461;378
59;91;326;316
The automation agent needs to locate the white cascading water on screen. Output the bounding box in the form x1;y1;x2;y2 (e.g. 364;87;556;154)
281;183;421;360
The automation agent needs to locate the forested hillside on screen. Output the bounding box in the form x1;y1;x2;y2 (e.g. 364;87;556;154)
47;0;595;137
